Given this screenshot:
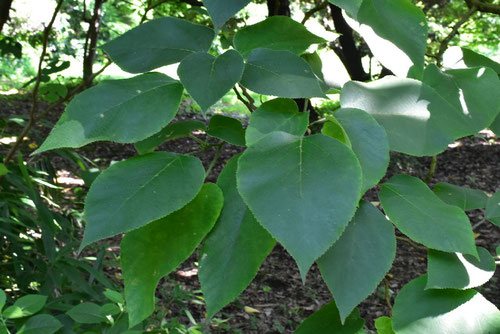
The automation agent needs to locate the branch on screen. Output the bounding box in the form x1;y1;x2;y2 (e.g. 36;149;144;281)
233;86;256;112
3;0;65;164
436;6;477;65
301;1;328;24
465;0;500;15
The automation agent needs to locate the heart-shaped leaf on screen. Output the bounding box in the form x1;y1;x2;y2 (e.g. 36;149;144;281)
240;48;325;98
294;302;365;334
81;152;205;249
246;98;309;146
103;17;215;73
204;0;251;29
35;73;183;154
237;132;361;278
234;16;325;57
318;201;396;322
206;115;246;146
334;108;389;194
178;50;244;111
379;175;476;256
122;183;223;327
200;156;275;317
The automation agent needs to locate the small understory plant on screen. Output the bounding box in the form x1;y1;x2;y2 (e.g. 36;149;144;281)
32;0;500;332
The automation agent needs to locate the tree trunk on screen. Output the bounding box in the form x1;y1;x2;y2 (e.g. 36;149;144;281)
329;4;369;81
82;0;106;86
0;0;14;33
267;0;290;16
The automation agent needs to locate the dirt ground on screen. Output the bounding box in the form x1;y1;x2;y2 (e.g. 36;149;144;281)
1;96;499;333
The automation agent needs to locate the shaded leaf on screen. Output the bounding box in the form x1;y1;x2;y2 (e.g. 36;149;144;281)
443;46;500;74
122;183;223;327
334;108;389;193
379;175;476;256
207;115;246;146
246;98;308;146
234;16;325;57
17;314;62;334
103;17;214;73
433;182;488;211
486;191;500;226
240;48;325;98
318;201;396;321
35;73;183;154
135;120;206;154
66;303;106;324
200;156;275;317
178;50;244;111
81;152;205;249
237;132;361;278
204;0;251;29
294;301;365;333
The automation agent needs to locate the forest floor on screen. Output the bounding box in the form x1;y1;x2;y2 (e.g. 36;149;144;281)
1;95;499;333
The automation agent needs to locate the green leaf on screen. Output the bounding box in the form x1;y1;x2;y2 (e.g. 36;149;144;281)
423;65;500;136
379;175;476;256
490;114;500;136
245;98;309;146
237;132;362;278
100;303;121;316
340;77;468;156
39;83;68;103
318;201;396;322
102;17;215;73
204;0;251;29
392;275;500;334
134;120;206;154
374;316;394;334
321;116;351;147
35;73;183;154
330;0;427;78
234;16;325;57
427;247;495;290
103;289;124;304
178;50;244;111
81;152;205;249
0;289;6;311
206;115;246;146
17;314;62;334
443;46;500;74
121;183;223;327
240;48;325;98
294;302;365;334
2;295;47;319
334;108;389;193
486;191;500;226
199;156;275;317
433;182;488;211
66;302;107;324
0;163;8;177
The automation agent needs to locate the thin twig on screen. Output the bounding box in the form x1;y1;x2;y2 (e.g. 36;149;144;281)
395;236;427;250
140;0;169;23
3;0;64;164
233;86;255;112
425;156;438;183
205;143;224;179
301;1;328;24
238;84;256;109
383;278;393;314
436;6;477;65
